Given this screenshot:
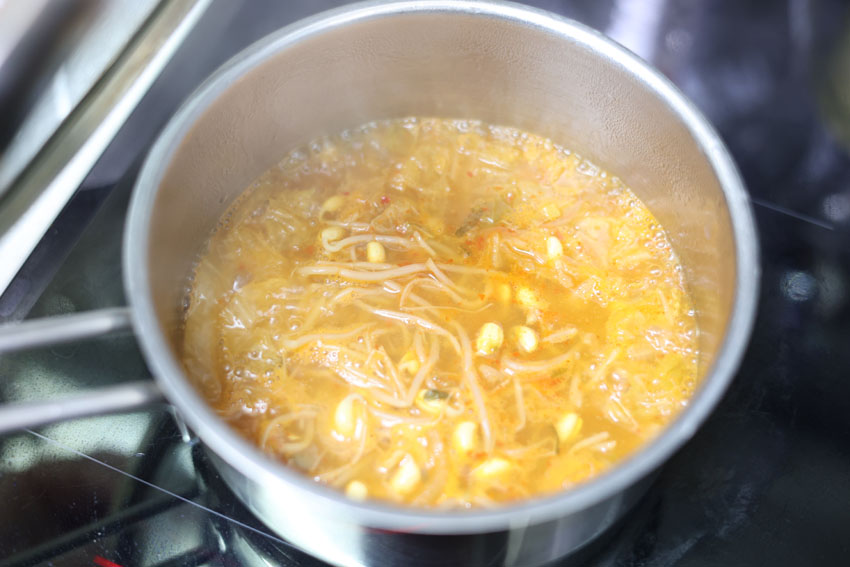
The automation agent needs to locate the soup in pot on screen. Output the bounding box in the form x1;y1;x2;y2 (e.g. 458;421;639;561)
181;118;698;508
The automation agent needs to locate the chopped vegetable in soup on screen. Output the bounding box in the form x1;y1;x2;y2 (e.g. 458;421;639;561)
182;118;698;508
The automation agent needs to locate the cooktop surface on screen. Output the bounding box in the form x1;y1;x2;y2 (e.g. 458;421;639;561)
1;1;849;566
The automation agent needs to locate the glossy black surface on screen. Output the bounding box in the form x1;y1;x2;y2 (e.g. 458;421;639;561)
1;1;849;566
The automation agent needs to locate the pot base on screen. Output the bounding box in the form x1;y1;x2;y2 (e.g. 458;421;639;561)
206;448;656;567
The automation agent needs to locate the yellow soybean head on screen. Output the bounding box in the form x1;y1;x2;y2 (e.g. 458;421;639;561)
334;396;363;439
452;421;478;455
320;195;345;216
399;350;421;375
390;455;421;495
555;412;583;444
471;458;512;483
321;226;345;242
512;325;539;353
345;480;368;501
475;322;504;355
516;287;540;309
546;235;564;260
366;241;386;263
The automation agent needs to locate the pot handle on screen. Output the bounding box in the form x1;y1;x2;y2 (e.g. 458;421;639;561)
0;380;164;434
0;307;166;434
0;307;134;353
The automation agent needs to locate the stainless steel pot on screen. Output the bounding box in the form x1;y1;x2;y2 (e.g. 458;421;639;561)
0;2;759;566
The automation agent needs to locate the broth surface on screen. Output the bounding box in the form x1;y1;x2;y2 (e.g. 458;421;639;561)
182;118;698;508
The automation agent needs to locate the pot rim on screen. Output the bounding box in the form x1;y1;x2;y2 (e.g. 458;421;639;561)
124;0;759;534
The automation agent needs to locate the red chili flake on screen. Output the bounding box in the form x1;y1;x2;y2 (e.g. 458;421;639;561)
94;557;123;567
304;245;315;256
478;293;485;300
343;191;350;196
380;195;391;204
467;171;474;177
511;351;520;357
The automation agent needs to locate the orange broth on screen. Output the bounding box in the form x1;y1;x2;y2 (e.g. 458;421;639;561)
181;118;698;508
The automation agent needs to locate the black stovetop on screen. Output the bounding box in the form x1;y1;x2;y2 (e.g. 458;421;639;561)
1;1;849;566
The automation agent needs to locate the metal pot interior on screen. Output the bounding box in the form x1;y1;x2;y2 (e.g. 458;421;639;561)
125;0;757;554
